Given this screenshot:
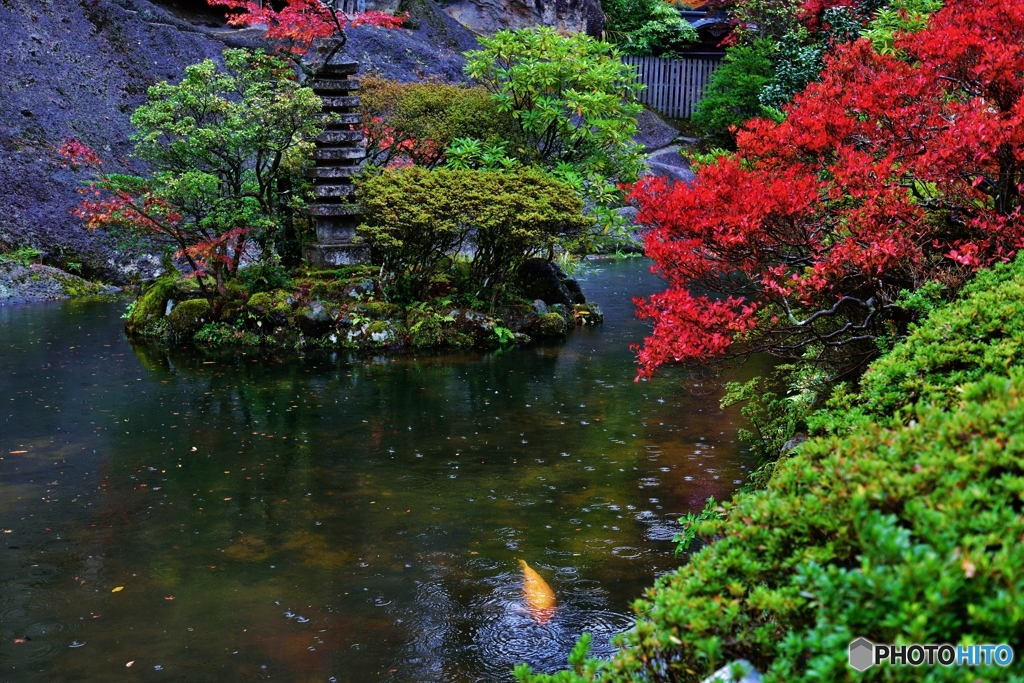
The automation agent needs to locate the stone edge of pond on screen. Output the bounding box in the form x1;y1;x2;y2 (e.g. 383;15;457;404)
0;261;121;305
124;274;605;354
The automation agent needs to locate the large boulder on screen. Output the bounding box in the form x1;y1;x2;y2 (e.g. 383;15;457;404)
0;0;254;284
295;300;335;337
644;147;697;185
443;0;604;37
633;108;680;152
516;258;586;306
166;298;211;339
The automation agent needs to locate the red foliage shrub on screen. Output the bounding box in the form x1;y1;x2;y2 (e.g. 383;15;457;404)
631;0;1024;379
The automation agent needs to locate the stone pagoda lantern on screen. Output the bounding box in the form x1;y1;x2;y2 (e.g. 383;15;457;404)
302;61;371;267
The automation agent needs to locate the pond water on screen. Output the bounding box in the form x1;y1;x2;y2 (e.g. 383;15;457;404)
0;259;758;683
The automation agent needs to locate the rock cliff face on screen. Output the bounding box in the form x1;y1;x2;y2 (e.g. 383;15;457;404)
0;0;240;283
0;0;477;285
442;0;604;37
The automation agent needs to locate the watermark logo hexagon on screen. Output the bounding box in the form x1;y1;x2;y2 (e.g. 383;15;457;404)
849;638;875;671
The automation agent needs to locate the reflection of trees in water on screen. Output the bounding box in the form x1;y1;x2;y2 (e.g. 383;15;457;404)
99;308;755;680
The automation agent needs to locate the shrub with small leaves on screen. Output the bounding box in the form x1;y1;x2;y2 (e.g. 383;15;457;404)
357;167;588;305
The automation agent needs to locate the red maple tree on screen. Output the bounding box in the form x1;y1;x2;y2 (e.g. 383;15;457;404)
59;139;253;301
208;0;407;78
631;0;1024;379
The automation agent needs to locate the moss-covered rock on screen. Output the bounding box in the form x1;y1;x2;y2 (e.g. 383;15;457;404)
407;307;475;348
126;276;176;335
246;291;274;309
573;302;604;325
357;301;402;319
167;298;212;339
347;319;404;347
295;301;335;336
548;303;573;327
532;312;569;337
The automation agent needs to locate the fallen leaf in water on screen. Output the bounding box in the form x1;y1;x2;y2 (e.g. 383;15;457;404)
126;661;134;667
111;586;124;593
519;560;556;624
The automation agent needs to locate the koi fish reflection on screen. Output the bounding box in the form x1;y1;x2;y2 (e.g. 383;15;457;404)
519;560;556;624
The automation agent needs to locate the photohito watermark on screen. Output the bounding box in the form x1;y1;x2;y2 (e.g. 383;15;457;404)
849;639;1015;671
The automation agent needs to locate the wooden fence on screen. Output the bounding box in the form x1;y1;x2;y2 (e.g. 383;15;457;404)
622;54;723;119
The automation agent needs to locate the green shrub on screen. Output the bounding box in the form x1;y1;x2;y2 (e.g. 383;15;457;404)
603;0;697;56
691;40;780;147
533;312;569;337
618;1;698;57
863;0;943;55
357;167;587;304
518;258;1024;683
237;261;291;294
0;245;43;266
758;27;825;110
464;27;644;181
360;76;519;169
813;257;1024;434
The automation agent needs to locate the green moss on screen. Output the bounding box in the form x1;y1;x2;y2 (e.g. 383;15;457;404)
126;276;176;335
195;322;262;347
534;312;568;337
308;279;357;302
247;292;273;309
219;302;243;323
357;301;401;319
53;272;107;298
407;307;471;348
167;298;212;339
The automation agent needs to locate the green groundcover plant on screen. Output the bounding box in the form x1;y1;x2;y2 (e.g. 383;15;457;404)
516;256;1024;682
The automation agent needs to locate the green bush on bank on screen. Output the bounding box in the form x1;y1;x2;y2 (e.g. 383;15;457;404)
814;258;1024;435
518;258;1024;682
691;39;781;147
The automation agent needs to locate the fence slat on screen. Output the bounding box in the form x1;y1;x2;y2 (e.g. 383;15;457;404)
626;54;722;119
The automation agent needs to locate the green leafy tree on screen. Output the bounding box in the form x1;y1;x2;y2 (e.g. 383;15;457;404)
863;0;944;54
65;49;322;299
691;39;780;146
464;28;645;243
611;0;699;57
464;27;644;181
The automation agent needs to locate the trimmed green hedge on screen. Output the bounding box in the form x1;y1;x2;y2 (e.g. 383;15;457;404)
518;258;1024;682
815;260;1024;434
